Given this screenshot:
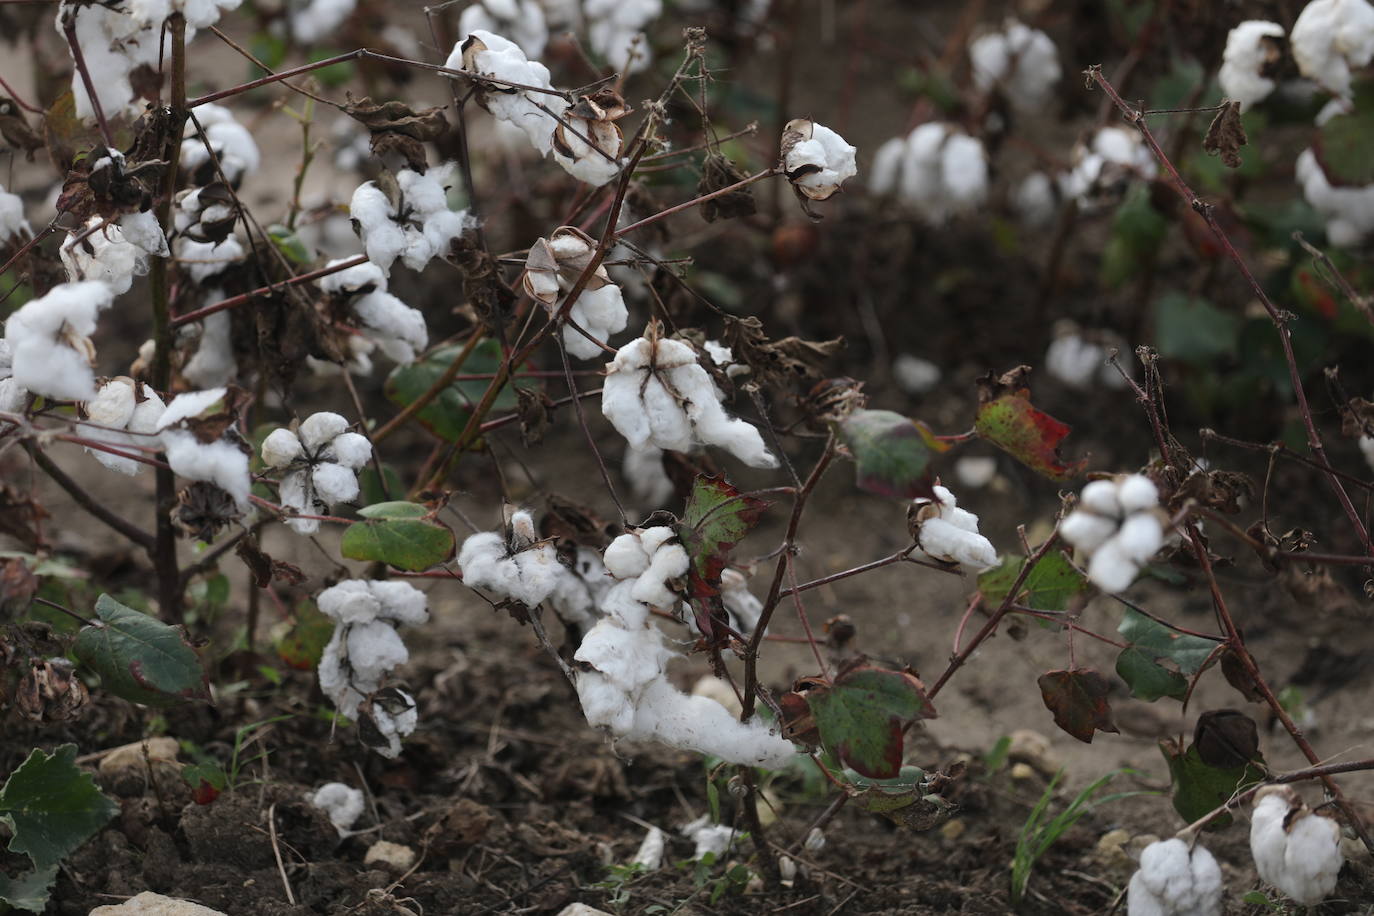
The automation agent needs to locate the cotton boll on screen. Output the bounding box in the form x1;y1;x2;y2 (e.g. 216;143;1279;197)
60;218;144;294
720;568;763;633
181;104;260;185
681;815;736;862
1117;514;1163;563
368;580;429;625
299;412;349;452
182;310;237;388
318;628;362;714
1060;510;1117;553
1063;127;1157;205
968;20;1061;111
1079;479;1122;516
892;354;941;394
624;445;674;508
1291;0;1374;99
626;678;799;768
639;373;695;453
368;689;417;759
1117;475;1159;513
1015;172;1059;227
1126;838;1223;916
458;0;547;57
325;432;373;470
551;119;624;187
318;579;382;624
5;281;113;401
261;428;304;468
308;782;364;835
1046;334;1107;389
313;461;360;504
452;30;568;156
1295;147;1374;246
350;184;409;271
0;185;31;244
347;619;409;685
1250;787;1344;906
1087;540;1139;593
631;826;665;870
782;120;859;201
912;489;999;570
353;291;428;364
289;0;358;44
61;2;166;121
869;137;906;196
161;429;250;510
940;134;989;209
628;541;688;609
174;236;245;283
1219;21;1286;110
563;284;628;359
955;456;998;489
117;209;169;257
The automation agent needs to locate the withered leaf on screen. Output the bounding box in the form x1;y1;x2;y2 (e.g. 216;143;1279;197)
516;385;552;446
0;97;43;161
722;315;844;386
1175;468;1252;515
1203;101;1247;169
698;153;756;223
235;537;306;588
345;95;448;173
1193;709;1259;769
1340;396;1374;438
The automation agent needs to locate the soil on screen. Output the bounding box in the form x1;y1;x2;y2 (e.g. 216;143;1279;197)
4;0;1374;915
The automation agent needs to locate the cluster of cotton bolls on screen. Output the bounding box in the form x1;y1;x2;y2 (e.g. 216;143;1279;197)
908;485;999;571
573;525;800;767
180;104;260;187
1291;0;1374;99
59;212;167;296
316;578;429;758
458;509;575;608
172;186;245;284
81;377;166;475
1126;838;1223;916
349;164;474;274
968;19;1061;112
523;227;629;359
1044;325;1130;390
782;119;859;202
1060;474;1164;593
869;123;988;223
1218;20;1287;110
1250;786;1345;905
261;412;373;534
601;334;777;469
3;281;113;402
317;259;429;364
1060;127;1157;207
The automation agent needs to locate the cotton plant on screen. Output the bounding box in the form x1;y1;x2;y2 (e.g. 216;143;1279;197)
349;164;474;274
1295;146;1374;246
288;0;358;44
181;104;260;187
451;30;568;156
316;578;429;758
583;0;662;75
261;412;373;534
155;387;253;511
458;0;548;58
523;226;629;358
0;185;31;245
869;123;988;223
317;258;429;364
908;485;998;571
602;333;778;469
1251;786;1345;905
59;209;168;295
1218;21;1287;110
968;19;1061;111
1290;0;1374;99
572;526;800;767
3;281;113;402
1060;126;1157;207
1060;474;1165;593
1125;838;1223;916
81;377;166;475
781;119;859;202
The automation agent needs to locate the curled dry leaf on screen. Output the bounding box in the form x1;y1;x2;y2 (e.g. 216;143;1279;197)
699;153;757;222
1202;100;1247;169
344;95;449;174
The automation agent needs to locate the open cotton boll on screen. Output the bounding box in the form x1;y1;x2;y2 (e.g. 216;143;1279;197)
880;123;988;223
910;486;998;570
1014;172;1060;227
350;167;472;275
60;218;143;294
368;689;418;759
0;185;30;244
347;619;410;683
585;0;661;73
452;30;568;156
261;428;304;469
552;118;625;187
299;412;349;451
869;137;906;196
353;290;428;363
955;456;998;490
1117;474;1159;513
681;815;737;862
368;580;429;626
174;236;245;283
82;379;164;475
627;539;688;609
129;0;241;28
289;0;358;44
323;432;373;470
181;104;260;185
1062;127;1157;205
1219;21;1287;110
720;568;763;633
182;310;237;389
782;120;859;201
313;462;360;504
5;281;112;401
1126;839;1223;916
1250;787;1344;905
459;0;547;57
308;783;365;835
60;1;166;121
1046;334;1107;389
161;430;250;510
458;530;566;608
1291;0;1374;98
319;579;383;624
1059;510;1117;553
893;354;941;394
624;445;675;508
968;20;1060;111
1295;148;1374;246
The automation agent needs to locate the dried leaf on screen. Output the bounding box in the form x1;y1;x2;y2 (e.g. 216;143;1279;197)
0;98;42;161
1193;709;1259;769
722;316;844;386
1037;668;1118;743
344;94;449;173
699;154;756;223
1203;100;1246;169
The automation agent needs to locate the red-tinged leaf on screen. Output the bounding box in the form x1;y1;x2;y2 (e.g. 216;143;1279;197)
191;782;220;805
974;368;1087;481
275;600;334;671
805;661;937;779
676;476;769;644
836;409;950;501
1037;668;1118;744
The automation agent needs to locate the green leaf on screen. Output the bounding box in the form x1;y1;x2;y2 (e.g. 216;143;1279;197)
1314;82;1374;187
977;550;1087;611
383;340;518;442
1100;184;1169;289
72;594;210;706
836;409;949;501
1155;293;1240;365
341;514;455;571
1115;648;1188;701
1160;740;1265;827
0;865;60;913
1037;668;1118;743
357;500;430;519
1117;608;1218;676
974;389;1086;481
805;664;936;779
0;745;118;870
677;476;769;639
358;464;403;505
268;224;315;265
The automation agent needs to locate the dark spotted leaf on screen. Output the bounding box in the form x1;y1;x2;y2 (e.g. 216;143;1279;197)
341;503;454;571
1202;100;1247;169
837;409;949;501
975;368;1086;481
805;662;937;779
0;744;118;871
72;594;210;707
1160;738;1265;828
1037;668;1118;743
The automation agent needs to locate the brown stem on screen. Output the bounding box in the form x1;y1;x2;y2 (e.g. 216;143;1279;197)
1087;65;1374;558
739;767;781;887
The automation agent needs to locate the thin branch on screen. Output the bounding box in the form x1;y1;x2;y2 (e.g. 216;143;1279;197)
25;443;156;551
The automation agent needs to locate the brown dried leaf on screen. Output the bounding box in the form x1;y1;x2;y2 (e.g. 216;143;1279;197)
345;94;449;173
1340;396;1374;438
722;315;844;386
698;153;756;223
0;97;43;161
1203;101;1247;169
